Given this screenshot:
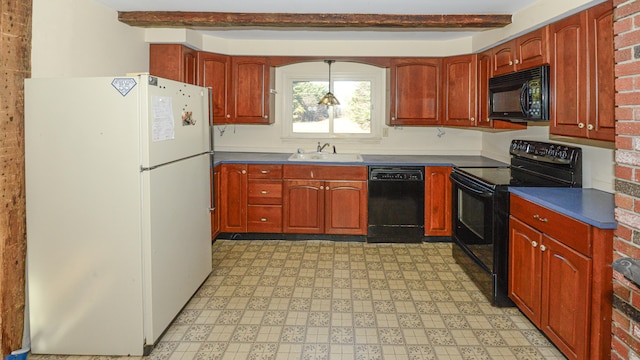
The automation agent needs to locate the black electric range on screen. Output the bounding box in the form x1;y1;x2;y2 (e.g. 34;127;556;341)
450;139;582;306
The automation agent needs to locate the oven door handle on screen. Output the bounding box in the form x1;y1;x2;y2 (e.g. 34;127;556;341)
450;173;493;198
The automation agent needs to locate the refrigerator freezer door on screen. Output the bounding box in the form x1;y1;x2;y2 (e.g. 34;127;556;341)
140;154;212;344
25;77;145;355
139;76;210;168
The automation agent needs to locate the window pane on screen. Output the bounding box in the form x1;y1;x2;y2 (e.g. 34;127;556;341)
292;80;329;133
333;81;371;134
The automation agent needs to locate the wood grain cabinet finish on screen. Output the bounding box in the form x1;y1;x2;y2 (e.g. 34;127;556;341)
549;0;614;141
424;166;451;236
198;52;232;124
149;44;197;85
442;54;477;127
509;194;612;360
492;27;549;76
232;56;274;124
388;58;441;126
211;166;221;239
282;165;367;235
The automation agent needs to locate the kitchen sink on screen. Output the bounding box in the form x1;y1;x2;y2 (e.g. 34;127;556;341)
287;152;364;163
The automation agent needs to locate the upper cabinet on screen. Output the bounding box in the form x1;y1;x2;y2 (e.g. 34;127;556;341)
492;27;549;76
442;54;477;127
549;0;614;141
150;45;274;125
149;44;197;85
388;58;441;126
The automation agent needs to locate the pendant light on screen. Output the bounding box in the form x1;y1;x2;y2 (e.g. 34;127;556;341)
318;60;340;106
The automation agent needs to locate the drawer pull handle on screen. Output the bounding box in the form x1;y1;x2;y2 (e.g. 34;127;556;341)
532;241;538;248
540;244;547;252
260;218;268;222
260;190;269;194
260;170;270;174
533;214;548;223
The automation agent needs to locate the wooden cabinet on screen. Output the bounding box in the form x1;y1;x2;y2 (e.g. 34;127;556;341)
509;194;612;360
199;55;274;125
283;165;367;235
149;44;197;85
220;164;248;232
424;166;451;236
211;165;221;239
247;164;283;233
492;27;549;76
388;58;441;126
549;0;614;141
198;52;231;124
442;54;477;127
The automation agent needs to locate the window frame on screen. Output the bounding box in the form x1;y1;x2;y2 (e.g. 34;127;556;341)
277;62;385;142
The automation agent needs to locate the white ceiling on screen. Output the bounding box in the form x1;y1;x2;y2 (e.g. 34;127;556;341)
94;0;540;41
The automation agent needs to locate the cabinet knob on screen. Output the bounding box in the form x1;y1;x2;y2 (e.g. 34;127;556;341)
391;116;396;121
540;244;547;252
470;117;475;122
226;114;231;118
320;185;324;190
509;61;513;66
587;124;594;131
578;122;585;129
514;59;520;65
260;218;268;222
532;241;538;248
241;170;247;174
326;186;330;190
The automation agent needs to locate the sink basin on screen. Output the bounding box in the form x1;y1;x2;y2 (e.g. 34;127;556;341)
288;152;364;163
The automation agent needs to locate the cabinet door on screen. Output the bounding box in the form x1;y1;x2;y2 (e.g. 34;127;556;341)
282;180;324;234
476;50;493;128
198;52;232;124
541;235;591;360
492;40;516;76
232;56;273;124
211;166;221;239
389;58;441;126
442;54;477;127
516;27;548;71
424;167;451;236
509;216;543;326
325;181;367;235
149;44;197;84
220;164;247;232
587;1;615;141
549;12;588;138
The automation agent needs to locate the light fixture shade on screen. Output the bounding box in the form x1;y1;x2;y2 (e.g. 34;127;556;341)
318;92;340;106
318;60;340;106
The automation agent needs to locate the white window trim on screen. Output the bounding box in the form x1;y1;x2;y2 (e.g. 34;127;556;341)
276;62;386;142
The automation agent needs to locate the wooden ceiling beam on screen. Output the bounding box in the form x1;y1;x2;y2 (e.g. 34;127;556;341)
118;12;512;29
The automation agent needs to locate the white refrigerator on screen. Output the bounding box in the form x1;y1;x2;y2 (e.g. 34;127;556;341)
24;75;213;356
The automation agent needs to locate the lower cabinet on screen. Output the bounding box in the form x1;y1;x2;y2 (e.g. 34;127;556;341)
282;165;368;235
509;194;612;360
424;166;452;236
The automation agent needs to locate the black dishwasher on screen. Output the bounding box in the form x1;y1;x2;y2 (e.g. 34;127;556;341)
367;166;424;243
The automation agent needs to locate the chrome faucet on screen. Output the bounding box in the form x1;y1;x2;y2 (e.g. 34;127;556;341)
317;142;330;152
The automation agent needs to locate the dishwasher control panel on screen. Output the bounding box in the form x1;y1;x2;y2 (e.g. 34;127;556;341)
368;167;424;181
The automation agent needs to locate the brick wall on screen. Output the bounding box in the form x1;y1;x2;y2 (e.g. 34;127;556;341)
613;0;640;358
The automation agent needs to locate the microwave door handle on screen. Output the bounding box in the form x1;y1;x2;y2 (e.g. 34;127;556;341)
520;83;530;115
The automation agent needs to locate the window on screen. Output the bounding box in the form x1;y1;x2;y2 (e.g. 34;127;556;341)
278;62;385;140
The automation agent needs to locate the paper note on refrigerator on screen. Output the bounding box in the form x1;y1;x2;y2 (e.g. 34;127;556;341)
152;96;175;141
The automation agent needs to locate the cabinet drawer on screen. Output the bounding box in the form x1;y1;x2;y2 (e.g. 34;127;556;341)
248;164;283;179
248;205;282;232
248;180;282;205
283;165;367;180
510;194;591;256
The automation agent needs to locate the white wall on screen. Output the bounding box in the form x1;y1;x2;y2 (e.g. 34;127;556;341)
31;0;148;78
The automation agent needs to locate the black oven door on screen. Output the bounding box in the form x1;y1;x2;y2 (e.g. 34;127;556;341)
450;172;494;273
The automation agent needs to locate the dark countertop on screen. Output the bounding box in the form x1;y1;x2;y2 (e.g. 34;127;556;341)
509;187;616;230
213;151;508;167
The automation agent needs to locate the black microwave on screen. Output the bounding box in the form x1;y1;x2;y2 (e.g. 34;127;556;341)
488;65;550;122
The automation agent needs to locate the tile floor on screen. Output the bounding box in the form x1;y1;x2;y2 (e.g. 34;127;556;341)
29;240;566;360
